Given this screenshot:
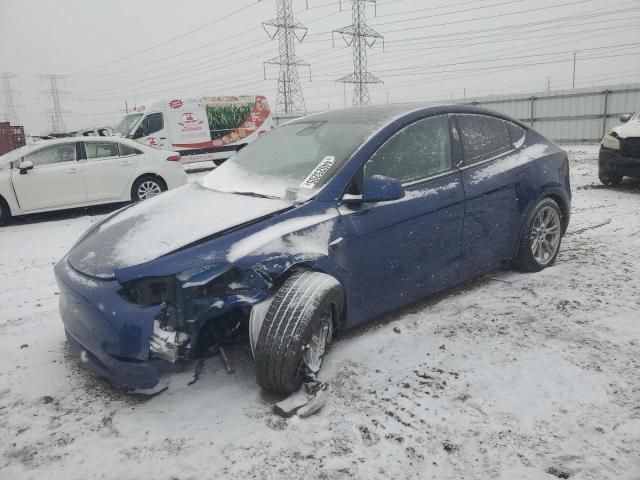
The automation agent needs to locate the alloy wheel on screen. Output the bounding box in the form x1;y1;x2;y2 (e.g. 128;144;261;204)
137;180;162;200
530;205;561;265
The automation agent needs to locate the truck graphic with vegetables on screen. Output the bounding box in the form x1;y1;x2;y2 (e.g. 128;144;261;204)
114;95;272;164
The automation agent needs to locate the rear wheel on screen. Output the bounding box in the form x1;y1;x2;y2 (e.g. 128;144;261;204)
254;271;343;394
599;173;623;186
514;198;563;272
131;175;167;201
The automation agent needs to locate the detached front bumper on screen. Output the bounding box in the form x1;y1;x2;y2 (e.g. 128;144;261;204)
55;259;167;390
599;147;640;177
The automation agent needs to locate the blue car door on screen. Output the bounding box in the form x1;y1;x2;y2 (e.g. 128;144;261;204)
335;114;466;327
454;113;528;275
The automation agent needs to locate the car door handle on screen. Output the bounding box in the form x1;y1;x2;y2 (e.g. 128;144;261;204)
66;167;81;174
329;237;344;251
119;160;132;166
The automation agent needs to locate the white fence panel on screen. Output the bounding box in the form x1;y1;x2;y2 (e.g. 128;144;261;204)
273;83;640;144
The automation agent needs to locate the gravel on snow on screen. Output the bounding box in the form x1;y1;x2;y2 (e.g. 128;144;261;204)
0;146;638;480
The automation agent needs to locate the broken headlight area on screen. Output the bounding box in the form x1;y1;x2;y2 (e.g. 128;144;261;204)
119;264;274;364
118;276;177;307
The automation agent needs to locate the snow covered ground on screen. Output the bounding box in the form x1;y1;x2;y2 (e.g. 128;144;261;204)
1;146;639;480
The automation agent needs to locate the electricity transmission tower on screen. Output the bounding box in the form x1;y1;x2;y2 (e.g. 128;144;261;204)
40;75;71;134
334;0;383;107
262;0;309;115
0;73;20;124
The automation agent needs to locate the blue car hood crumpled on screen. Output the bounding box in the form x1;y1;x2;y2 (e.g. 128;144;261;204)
68;182;293;279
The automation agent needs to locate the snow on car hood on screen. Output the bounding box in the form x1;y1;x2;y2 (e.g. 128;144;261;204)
612;120;640;139
68;182;293;278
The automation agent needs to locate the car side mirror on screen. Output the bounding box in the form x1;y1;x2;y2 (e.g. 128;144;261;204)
18;160;34;175
362;175;405;203
620;114;631;123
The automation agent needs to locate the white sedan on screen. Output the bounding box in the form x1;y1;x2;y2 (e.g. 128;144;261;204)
0;137;187;224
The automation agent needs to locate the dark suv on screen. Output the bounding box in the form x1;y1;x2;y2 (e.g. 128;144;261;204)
599;112;640;185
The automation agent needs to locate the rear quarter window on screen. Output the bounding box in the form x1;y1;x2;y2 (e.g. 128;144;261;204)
119;143;142;156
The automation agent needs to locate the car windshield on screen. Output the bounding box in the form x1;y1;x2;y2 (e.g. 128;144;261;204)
201;120;373;201
0;145;29;167
115;113;143;137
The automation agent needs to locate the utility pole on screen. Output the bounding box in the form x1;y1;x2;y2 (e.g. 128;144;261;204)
0;73;20;124
262;0;309;115
40;75;71;134
572;52;577;89
546;76;551;92
334;0;383;107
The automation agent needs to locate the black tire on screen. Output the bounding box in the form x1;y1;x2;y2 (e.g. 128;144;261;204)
131;175;167;202
599;173;623;186
513;198;564;273
254;271;343;394
0;197;10;226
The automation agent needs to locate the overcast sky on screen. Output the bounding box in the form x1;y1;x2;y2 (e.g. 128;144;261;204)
1;0;638;133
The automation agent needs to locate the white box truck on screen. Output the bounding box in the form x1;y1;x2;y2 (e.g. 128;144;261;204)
114;95;272;164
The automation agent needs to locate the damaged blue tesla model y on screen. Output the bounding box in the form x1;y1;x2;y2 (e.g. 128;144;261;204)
55;104;571;393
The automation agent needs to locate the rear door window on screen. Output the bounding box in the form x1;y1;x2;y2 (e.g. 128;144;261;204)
456;114;516;165
364;115;453;185
85;142;119;160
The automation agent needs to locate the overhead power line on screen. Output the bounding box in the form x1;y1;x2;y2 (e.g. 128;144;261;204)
376;0;602;35
70;1;261;78
382;2;639;45
374;0;511;18
71;1;634;94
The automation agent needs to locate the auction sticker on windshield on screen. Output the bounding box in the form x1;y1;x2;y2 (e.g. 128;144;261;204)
300;156;335;189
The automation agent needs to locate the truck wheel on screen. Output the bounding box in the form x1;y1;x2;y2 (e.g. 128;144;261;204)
513;198;563;272
0;198;11;226
254;271;343;395
599;174;622;186
131;175;167;201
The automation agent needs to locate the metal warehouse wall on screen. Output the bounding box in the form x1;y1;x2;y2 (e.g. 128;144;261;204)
437;83;640;144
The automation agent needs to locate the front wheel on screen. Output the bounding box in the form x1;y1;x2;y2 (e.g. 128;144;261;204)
513;198;563;272
254;271;343;394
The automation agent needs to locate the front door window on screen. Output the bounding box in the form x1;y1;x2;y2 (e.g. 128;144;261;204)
364;115;452;185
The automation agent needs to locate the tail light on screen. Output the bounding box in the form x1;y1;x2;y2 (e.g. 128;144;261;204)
167;154;181;162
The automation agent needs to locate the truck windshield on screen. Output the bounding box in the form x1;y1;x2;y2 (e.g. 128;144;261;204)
200;120;372;201
115;114;143;137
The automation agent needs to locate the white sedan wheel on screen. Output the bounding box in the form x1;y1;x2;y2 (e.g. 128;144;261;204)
136;180;162;200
